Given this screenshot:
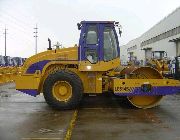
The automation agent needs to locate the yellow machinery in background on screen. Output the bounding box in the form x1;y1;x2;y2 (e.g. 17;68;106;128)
0;66;21;84
15;21;180;109
146;51;171;77
0;56;24;84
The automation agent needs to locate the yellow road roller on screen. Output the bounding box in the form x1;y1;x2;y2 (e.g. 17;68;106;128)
15;21;180;109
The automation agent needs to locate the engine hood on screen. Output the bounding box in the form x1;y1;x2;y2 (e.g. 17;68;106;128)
21;46;78;74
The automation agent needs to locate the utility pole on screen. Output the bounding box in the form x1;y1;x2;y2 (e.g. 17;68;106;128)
3;27;8;56
33;24;38;54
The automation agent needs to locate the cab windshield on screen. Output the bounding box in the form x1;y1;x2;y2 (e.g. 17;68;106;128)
153;52;167;60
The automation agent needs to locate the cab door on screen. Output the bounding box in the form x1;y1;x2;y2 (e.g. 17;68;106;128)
80;24;100;65
78;24;101;93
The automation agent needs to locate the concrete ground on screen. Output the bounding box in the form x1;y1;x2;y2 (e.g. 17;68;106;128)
0;83;180;140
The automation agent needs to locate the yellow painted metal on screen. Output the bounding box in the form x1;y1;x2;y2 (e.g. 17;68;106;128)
14;46;79;92
66;70;102;94
148;59;170;73
79;57;120;72
39;64;103;94
13;43;179;109
0;74;3;84
15;70;41;90
21;47;78;74
52;81;72;102
112;78;180;94
95;72;103;93
0;66;21;84
146;52;170;75
120;66;164;109
127;96;163;109
15;45;118;93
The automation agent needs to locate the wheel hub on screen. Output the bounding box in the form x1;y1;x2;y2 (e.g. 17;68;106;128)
52;81;72;102
59;86;68;95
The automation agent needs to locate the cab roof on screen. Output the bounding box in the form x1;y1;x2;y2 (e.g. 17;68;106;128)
80;21;115;24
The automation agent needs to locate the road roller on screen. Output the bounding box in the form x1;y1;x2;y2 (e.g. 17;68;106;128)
15;21;180;109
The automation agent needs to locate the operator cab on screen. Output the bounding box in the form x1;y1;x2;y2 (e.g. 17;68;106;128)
77;21;121;71
152;51;167;60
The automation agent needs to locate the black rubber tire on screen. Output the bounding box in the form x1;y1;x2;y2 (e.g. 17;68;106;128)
43;70;83;110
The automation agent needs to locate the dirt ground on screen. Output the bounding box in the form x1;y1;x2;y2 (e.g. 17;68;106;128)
0;83;180;140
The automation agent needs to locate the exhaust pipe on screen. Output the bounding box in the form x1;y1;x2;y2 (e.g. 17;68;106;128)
47;38;52;50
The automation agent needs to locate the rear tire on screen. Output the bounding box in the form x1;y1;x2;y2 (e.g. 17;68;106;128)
43;70;83;110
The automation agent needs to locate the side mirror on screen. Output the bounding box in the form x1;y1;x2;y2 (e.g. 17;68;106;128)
77;23;82;30
114;22;122;37
118;28;122;37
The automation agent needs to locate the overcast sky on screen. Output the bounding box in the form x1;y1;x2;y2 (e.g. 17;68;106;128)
0;0;180;57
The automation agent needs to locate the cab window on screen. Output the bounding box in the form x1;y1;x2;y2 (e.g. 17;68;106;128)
86;25;98;45
103;27;118;61
85;50;98;64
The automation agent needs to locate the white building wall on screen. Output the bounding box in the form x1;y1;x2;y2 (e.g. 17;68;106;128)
121;7;180;62
120;45;128;64
141;7;180;41
142;34;180;57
